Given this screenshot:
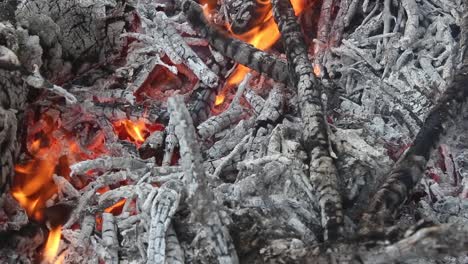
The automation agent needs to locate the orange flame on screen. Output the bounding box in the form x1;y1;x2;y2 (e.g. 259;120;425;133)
113;117;165;146
44;225;62;264
209;0;307;107
113;119;148;144
11;111;108;262
12;130;70;222
313;64;321;76
105;199;126;214
214;94;225;106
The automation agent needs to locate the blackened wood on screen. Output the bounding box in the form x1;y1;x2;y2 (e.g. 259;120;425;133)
181;0;290;84
225;0;271;34
270;0;343;241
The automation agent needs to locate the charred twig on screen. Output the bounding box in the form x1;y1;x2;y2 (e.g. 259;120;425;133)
313;0;333;76
181;0;290;84
270;0;343;240
188;56;232;126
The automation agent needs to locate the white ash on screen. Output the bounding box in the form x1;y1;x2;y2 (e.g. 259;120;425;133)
2;0;467;263
70;157;152;176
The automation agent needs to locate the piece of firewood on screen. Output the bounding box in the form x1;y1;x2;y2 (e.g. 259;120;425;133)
270;0;343;241
181;0;290;84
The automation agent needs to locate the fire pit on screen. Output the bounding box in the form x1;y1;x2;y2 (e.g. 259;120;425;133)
0;0;467;263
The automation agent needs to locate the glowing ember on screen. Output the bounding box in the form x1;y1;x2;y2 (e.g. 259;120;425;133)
44;225;62;264
13;137;71;221
113;118;148;144
105;199;126;214
11;111;108;261
215;94;226;106
313;64;321;76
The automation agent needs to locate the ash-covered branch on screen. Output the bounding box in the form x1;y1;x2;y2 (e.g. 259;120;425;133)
70;157;150;176
197;105;244;140
165;225;184;264
167;96;239;263
360;10;468;234
22;65;77;104
270;0;343;240
147;180;182;263
400;0;419;49
101;213;119;264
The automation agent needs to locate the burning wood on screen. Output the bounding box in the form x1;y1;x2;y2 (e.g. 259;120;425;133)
1;0;468;263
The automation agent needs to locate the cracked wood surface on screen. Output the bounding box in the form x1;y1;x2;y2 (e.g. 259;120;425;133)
270;0;343;241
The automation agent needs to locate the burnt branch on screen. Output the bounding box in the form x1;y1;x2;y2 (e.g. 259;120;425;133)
167;96;239;263
181;0;290;84
270;0;343;240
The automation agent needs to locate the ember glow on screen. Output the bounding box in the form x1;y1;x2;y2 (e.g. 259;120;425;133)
114;119;148;144
12;116;87;222
44;225;62;263
11;109;160;261
11;111;107;262
214;93;225;106
313;63;321;76
113;118;165;146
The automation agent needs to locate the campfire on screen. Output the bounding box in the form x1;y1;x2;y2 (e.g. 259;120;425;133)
0;0;468;263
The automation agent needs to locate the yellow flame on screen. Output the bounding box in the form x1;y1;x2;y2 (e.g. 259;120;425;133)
114;119;147;144
44;226;62;263
214;94;226;106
